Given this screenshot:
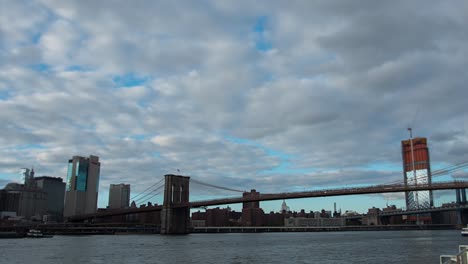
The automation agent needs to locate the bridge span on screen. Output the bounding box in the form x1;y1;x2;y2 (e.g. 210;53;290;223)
187;181;468;208
68;177;468;228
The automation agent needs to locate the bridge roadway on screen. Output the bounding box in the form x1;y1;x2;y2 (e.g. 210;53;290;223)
187;181;468;208
68;181;468;221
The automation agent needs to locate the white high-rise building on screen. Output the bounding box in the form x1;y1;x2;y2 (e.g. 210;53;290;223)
281;200;290;213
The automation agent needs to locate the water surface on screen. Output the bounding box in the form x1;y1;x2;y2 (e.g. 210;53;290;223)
0;230;465;263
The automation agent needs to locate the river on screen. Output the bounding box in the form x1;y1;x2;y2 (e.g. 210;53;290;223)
0;230;466;263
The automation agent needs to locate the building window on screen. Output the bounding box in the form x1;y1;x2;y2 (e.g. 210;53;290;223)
96;165;100;193
66;162;73;191
76;160;89;191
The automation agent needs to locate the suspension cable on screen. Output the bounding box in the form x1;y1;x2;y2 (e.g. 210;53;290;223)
383;161;468;185
190;178;245;193
432;161;468;176
133;184;165;203
130;177;164;200
137;189;165;205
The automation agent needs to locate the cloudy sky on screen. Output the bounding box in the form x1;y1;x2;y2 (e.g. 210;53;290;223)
1;0;468;213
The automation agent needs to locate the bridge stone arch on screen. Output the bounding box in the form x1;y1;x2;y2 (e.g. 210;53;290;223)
161;174;190;234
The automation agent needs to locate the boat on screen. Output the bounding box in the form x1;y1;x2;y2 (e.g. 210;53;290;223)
462;226;468;236
440;245;468;263
26;229;53;238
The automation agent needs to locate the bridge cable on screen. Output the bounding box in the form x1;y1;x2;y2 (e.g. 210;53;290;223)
137;189;165;205
190;178;245;193
133;184;165;204
432;161;468;177
130;177;164;200
383;161;468;185
133;184;164;203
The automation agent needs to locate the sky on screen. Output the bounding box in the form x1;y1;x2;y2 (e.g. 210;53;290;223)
1;0;468;213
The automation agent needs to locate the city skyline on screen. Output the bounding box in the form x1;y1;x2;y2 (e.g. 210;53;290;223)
1;1;468;214
1;149;464;215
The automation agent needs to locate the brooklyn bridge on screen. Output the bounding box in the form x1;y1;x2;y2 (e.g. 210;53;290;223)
68;174;468;234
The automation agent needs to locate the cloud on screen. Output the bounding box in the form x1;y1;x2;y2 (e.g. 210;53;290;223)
431;131;464;143
452;171;468;179
39;20;80;64
368;192;405;202
1;1;467;210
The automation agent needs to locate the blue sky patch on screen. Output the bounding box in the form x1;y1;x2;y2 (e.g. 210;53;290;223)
224;135;258;146
66;65;93;72
363;162;400;172
260;148;316;175
31;32;42;44
16;144;46;150
28;63;51;73
129;134;149;141
255;40;272;51
0;90;11;100
254;16;268;33
0;172;17;184
113;73;149;87
253;16;272;51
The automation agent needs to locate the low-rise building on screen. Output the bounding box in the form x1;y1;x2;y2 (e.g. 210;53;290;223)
2;181;46;220
285;217;345;227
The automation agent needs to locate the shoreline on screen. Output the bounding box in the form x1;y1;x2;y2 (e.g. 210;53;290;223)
191;224;458;233
1;224;459;236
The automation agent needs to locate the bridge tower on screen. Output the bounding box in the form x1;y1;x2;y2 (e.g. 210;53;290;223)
160;174;190;234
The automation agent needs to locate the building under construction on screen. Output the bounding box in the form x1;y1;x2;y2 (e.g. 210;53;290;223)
401;135;433;223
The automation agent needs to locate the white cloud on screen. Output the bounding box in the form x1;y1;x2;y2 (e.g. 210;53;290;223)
453;171;468;179
39;19;82;64
1;0;467;210
151;136;173;147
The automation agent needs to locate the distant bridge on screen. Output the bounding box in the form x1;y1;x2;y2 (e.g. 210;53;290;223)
187;181;468;208
68;178;468;225
343;205;468;220
379;205;468;217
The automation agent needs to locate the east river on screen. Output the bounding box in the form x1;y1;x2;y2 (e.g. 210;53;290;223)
0;230;466;263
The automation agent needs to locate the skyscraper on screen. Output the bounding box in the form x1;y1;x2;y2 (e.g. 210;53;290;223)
401;136;433;210
108;183;130;209
64;155;101;217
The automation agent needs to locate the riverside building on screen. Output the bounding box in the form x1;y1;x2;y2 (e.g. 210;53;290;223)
108;183;130;209
401;132;433;224
0;168;47;220
401;136;433;210
64;155;101;217
34;176;65;221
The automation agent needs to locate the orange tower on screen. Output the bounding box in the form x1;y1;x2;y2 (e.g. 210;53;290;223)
401;135;434;211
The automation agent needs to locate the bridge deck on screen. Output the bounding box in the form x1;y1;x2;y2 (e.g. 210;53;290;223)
68;181;468;221
189;181;468;208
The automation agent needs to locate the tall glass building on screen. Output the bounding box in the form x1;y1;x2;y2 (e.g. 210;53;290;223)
401;137;433;211
63;155;100;217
